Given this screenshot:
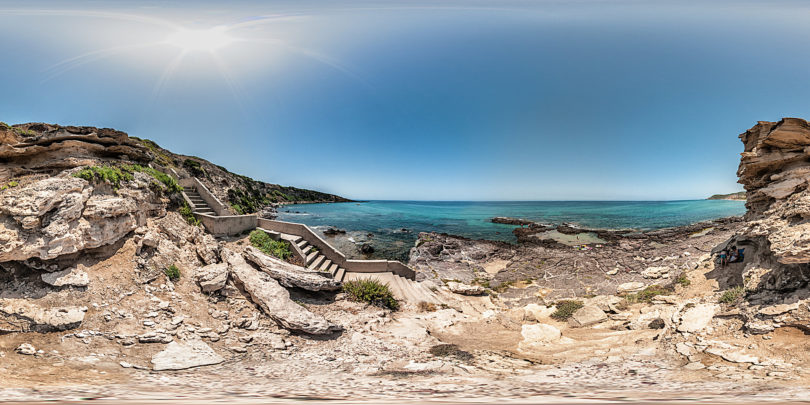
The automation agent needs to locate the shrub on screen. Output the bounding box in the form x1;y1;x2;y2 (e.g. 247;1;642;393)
429;344;473;362
164;264;181;281
249;229;292;261
551;300;584;321
73;166;133;189
179;203;201;226
183;159;206;177
417;301;437;312
0;180;19;191
676;274;691;287
343;278;399;310
719;286;745;304
625;284;672;304
0;122;10;129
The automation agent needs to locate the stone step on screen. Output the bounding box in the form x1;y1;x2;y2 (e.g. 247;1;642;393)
302;245;313;255
297;240;309;249
334;268;346;282
308;255;325;270
319;259;332;272
306;251;319;265
329;263;339;276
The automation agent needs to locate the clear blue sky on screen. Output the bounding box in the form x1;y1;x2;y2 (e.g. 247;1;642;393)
1;0;809;200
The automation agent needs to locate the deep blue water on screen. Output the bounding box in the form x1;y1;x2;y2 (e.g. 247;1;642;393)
276;200;747;261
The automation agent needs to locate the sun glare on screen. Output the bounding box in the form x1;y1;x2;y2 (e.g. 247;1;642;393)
165;26;233;52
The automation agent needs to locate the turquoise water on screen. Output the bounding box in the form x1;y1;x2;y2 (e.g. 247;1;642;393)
277;200;746;260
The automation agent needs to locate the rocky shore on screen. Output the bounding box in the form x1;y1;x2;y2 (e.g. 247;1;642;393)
2;118;810;402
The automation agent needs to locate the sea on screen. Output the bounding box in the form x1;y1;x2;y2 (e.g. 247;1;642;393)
276;200;747;261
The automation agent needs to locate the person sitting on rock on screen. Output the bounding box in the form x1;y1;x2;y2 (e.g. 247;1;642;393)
728;245;738;263
718;248;728;267
730;247;745;263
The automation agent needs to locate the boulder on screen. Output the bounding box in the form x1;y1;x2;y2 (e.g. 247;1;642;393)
446;281;486;296
242;246;341;291
15;343;36;355
642;266;670;279
360;243;375;254
518;324;562;352
523;304;555;321
0;299;86;333
617;282;645;294
40;267;89;288
568;305;607;327
224;248;341;335
151;338;223;371
195;262;228;293
676;303;717;333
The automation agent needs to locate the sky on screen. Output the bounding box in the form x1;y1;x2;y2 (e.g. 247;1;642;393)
1;0;809;201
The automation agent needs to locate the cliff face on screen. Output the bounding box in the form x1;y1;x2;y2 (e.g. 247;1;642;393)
733;117;810;295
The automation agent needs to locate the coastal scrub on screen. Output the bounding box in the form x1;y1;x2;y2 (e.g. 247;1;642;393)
343;279;399;310
249;229;293;261
551;300;584;320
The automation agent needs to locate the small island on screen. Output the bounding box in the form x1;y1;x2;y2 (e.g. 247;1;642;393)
708;191;746;200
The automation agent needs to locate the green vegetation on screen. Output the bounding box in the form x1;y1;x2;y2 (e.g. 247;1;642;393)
0;122;10;129
719;286;745;304
624;284;672;304
164;264;181;281
0;181;19;191
708;191;746;200
13;127;35;136
676;274;691;287
179;203;201;226
429;344;473;362
183;159;206;178
249;229;293;261
132;137;175;167
72;164;181;193
551;300;584;321
343;278;399;310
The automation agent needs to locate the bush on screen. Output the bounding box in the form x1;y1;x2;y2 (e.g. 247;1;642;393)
164;264;180;281
73;164;181;193
551;300;584;321
625;284;672;304
429;344;473;362
719;286;745;304
343;278;399;310
249;229;293;261
183;159;206;177
179;203;201;226
676;274;691;287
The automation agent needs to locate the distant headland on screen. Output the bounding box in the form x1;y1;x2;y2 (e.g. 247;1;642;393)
707;191;746;200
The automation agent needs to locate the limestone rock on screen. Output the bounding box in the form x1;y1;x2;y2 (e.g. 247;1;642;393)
151;338;223;371
642;266;670;279
446;281;486;295
41;267;89;288
195;262;228;293
523;304;555;321
617;282;645;294
0;299;86;333
568;305;607;327
224;248;341;334
242;246;341;292
15;343;36;355
705;346;759;364
518;324;562;351
676;303;717;333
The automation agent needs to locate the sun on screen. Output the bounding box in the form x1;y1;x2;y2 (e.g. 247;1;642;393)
164;26;233;52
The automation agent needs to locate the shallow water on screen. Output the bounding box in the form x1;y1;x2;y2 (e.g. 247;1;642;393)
277;200;746;261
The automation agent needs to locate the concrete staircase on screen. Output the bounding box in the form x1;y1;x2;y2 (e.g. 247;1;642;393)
280;233;349;280
184;186;217;215
342;271;444;305
265;229;444;305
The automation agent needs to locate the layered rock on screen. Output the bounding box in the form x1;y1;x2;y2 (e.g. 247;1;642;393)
224;249;342;335
0;299;87;333
733;118;810;291
243;246;342;291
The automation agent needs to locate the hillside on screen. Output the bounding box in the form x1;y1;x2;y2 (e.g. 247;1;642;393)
0;122;350;217
707;191;746;200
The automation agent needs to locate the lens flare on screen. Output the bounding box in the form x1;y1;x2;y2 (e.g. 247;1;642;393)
164;26;233;52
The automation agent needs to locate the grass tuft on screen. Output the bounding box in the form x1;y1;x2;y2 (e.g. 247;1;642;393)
551;300;584;321
179;203;201;226
343;278;399;310
624;284;672;304
164;264;180;281
676;273;691;287
429;344;473;362
417;301;438;312
719;285;745;304
249;229;293;261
